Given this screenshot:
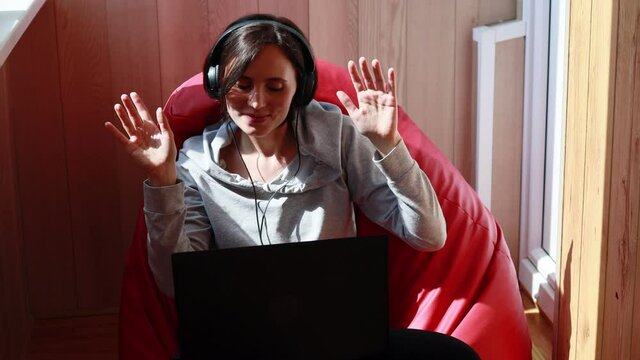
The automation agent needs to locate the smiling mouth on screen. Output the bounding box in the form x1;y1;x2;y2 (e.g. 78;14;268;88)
244;114;269;122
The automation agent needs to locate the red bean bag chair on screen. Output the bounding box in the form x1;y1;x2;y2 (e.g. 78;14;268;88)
119;59;531;359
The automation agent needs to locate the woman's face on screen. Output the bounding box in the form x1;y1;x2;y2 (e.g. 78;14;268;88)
225;44;298;139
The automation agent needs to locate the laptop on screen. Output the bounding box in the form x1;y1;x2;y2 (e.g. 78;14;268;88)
172;236;389;360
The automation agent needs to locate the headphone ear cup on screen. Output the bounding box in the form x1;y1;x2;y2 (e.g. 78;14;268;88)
205;64;220;99
296;70;317;106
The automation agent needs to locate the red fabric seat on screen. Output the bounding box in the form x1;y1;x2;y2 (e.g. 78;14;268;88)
119;59;531;359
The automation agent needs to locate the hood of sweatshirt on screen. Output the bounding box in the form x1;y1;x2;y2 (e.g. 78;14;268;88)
179;100;351;195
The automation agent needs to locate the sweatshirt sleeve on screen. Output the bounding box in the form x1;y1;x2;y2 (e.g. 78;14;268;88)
343;119;446;251
143;162;213;297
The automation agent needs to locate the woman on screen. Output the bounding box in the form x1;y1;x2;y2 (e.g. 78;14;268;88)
105;14;446;297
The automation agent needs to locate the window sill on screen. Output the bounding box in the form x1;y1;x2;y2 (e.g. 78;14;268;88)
519;255;556;321
0;0;46;67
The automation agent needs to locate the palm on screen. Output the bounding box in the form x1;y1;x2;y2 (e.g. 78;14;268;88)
351;89;397;140
123;118;174;172
337;58;400;154
105;92;176;184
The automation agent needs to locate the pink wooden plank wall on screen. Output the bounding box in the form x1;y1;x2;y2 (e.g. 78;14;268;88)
0;0;521;322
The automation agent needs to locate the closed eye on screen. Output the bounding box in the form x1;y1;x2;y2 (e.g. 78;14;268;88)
233;78;287;92
234;79;252;91
266;80;285;92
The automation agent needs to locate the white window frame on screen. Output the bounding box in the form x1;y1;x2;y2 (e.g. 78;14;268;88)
518;0;568;321
473;0;568;322
472;19;526;211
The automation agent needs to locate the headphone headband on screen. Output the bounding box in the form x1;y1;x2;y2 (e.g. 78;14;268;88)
203;18;317;105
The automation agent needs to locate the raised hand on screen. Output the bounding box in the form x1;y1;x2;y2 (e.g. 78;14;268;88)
104;92;177;186
336;57;402;155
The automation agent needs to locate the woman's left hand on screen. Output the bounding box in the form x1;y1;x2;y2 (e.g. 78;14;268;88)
337;57;401;155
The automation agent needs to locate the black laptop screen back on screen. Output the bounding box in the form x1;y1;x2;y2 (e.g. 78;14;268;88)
172;236;389;360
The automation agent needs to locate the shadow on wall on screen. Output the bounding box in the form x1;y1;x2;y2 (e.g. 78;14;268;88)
556;242;572;358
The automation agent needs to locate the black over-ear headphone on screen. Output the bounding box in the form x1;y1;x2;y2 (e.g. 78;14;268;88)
203;19;317;105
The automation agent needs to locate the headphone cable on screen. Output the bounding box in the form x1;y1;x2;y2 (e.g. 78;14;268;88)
226;110;302;245
227;121;265;246
259;109;302;244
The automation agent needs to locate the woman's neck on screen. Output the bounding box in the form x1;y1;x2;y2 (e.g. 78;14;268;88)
238;121;296;159
230;121;297;183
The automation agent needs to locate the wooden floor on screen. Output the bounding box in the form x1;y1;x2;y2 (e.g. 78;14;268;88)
27;314;118;360
25;292;553;359
521;289;554;360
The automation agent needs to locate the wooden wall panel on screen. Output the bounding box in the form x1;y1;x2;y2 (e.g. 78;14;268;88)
358;0;407;106
105;0;161;260
406;0;456;160
54;0;122;311
492;39;525;269
259;0;309;36
309;0;358;67
601;0;640;357
634;214;640;360
454;0;481;183
9;1;76;317
157;0;210;103
479;0;517;25
1;0;528;322
0;63;31;360
208;1;259;46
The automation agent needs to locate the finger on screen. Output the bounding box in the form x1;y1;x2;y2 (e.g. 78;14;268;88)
388;67;397;98
359;57;376;90
104;121;134;146
114;103;136;137
156;107;173;136
372;59;385;91
131;92;153;122
347;60;365;92
120;93;144;128
336;91;358;117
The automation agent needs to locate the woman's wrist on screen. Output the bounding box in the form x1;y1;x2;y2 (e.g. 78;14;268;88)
148;167;177;187
373;132;402;156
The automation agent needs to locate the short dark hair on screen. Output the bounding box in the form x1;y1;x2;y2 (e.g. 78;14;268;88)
216;14;313;108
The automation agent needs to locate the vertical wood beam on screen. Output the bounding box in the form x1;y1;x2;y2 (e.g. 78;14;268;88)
208;1;259;45
406;0;456;160
358;0;407;106
157;0;210;103
556;0;617;358
11;0;75;317
258;0;309;36
105;0;161;261
309;0;358;67
601;0;640;358
54;0;122;311
454;0;481;183
0;61;32;360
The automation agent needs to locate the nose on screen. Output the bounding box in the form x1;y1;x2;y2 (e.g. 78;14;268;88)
248;87;266;109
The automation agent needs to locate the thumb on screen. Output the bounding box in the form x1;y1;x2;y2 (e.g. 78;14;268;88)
336;91;357;117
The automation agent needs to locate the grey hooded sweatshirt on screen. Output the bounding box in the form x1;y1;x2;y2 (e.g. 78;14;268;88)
144;100;446;296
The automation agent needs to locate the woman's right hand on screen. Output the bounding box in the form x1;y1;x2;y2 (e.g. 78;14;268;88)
104;92;177;187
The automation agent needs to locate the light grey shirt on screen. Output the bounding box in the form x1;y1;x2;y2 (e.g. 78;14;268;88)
144;101;446;296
